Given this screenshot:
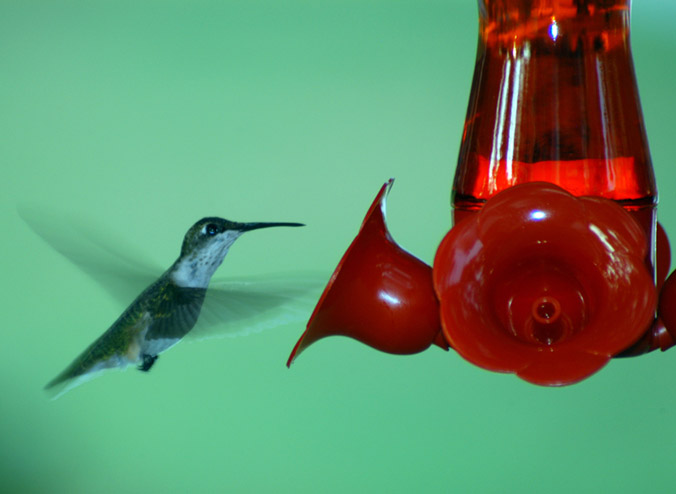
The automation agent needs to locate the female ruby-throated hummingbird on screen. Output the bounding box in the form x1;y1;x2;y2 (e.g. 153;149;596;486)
40;216;304;396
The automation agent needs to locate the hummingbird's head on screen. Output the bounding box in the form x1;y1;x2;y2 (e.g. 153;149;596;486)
171;217;304;288
180;217;244;259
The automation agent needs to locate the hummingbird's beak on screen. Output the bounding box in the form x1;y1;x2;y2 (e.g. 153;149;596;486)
237;222;305;232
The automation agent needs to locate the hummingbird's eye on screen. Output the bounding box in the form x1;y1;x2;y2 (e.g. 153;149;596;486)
205;223;219;236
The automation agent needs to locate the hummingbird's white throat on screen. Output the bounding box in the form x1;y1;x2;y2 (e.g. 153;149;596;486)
170;230;243;288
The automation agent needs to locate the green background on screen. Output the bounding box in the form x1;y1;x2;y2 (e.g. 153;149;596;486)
2;1;675;492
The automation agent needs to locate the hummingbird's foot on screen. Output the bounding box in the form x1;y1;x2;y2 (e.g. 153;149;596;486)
139;354;158;372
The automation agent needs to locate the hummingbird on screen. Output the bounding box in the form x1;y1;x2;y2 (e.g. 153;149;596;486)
42;217;304;396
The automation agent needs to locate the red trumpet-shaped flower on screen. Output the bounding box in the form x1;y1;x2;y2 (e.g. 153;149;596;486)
433;182;656;386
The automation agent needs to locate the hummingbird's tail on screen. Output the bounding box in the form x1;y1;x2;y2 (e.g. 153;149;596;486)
44;365;99;400
44;369;72;391
44;332;131;399
44;356;125;400
44;356;94;391
44;352;100;399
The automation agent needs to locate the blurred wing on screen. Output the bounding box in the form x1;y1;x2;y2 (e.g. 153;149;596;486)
18;205;161;305
190;273;326;339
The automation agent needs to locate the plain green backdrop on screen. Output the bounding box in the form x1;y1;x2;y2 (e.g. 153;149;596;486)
2;1;675;492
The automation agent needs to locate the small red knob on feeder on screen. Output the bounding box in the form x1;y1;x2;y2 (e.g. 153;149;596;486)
658;270;676;345
433;182;656;386
621;222;673;354
656;222;671;292
287;179;446;367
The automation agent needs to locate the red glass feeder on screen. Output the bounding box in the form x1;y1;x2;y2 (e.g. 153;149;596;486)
451;0;671;359
285;0;676;385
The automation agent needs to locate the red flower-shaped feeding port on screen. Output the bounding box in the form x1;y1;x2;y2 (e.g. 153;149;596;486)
286;179;446;367
433;182;657;385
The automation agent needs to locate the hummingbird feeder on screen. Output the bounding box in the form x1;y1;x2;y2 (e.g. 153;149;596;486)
287;0;676;385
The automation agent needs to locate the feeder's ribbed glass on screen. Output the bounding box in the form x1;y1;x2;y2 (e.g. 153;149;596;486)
453;0;656;273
